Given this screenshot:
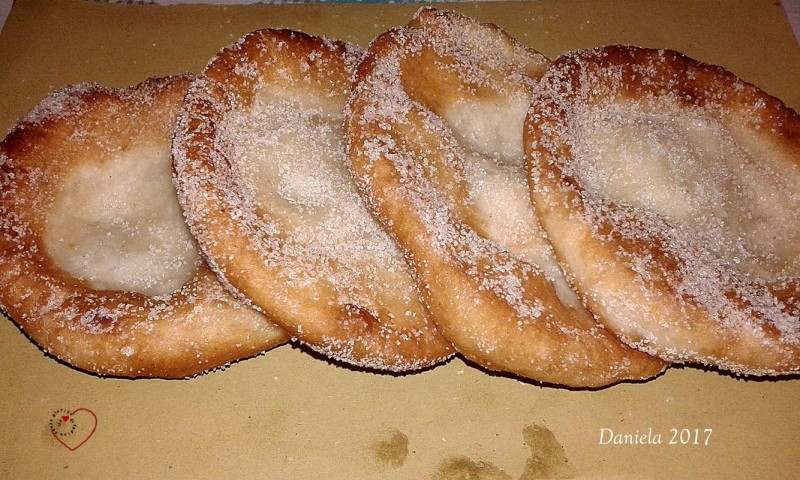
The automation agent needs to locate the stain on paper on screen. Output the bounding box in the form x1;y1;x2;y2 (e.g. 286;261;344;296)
429;456;512;480
370;427;409;468
425;423;574;480
519;424;574;479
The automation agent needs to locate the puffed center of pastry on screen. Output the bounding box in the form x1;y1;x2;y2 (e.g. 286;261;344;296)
227;87;422;319
45;144;202;296
442;95;583;308
572;102;800;283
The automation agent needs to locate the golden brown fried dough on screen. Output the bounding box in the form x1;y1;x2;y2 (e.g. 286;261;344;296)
172;29;453;371
0;76;288;378
524;46;800;375
345;9;666;387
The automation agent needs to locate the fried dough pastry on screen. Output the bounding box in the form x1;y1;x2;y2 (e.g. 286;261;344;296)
172;29;453;371
524;46;800;375
345;9;666;387
0;76;288;378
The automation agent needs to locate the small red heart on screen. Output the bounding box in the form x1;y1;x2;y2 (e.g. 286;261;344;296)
51;408;97;451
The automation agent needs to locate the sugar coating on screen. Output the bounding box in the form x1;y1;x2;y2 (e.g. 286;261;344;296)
352;11;585;320
45;144;201;296
227;90;413;301
172;29;452;372
0;77;286;378
345;8;666;386
572;103;799;287
526;46;800;374
457;128;582;309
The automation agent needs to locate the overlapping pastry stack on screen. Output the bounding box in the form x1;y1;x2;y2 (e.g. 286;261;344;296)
0;8;796;386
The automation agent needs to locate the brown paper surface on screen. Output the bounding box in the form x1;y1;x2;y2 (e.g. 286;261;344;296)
0;1;798;478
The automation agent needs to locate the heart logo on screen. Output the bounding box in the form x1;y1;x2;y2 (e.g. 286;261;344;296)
49;408;98;451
